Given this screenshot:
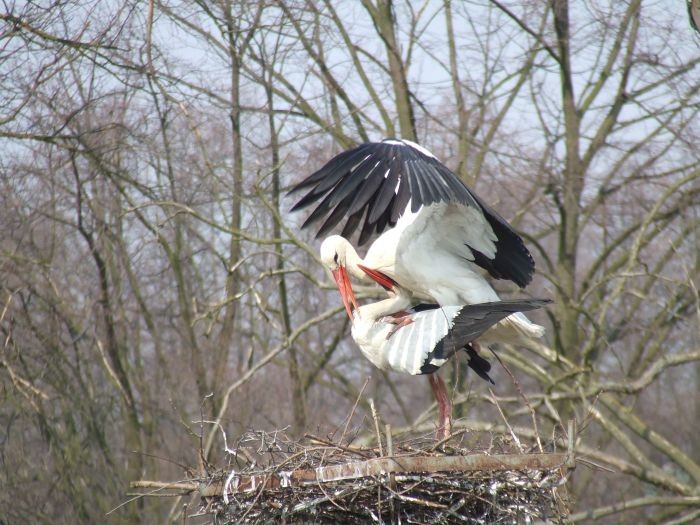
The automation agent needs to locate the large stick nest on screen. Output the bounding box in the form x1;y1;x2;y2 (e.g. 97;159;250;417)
195;428;572;524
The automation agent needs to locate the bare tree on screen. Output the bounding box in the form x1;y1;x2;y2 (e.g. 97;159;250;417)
1;0;698;522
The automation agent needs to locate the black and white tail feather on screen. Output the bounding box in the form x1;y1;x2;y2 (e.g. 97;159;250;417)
351;299;551;381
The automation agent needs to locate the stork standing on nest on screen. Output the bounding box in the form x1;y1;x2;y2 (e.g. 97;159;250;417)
290;139;545;345
340;288;550;438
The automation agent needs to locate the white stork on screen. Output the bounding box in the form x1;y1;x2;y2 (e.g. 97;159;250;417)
348;296;551;438
290;138;545;345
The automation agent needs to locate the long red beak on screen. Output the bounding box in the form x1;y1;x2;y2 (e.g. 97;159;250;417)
332;265;359;321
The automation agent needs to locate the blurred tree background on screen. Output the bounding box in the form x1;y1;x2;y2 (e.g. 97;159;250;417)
1;0;699;522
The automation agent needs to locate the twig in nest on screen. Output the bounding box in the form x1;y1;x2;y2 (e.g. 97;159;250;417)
430;428;469;452
304;434;371;458
339;377;370;445
126;492;191;497
489;387;524;453
370;398;383;456
491;348;543;453
234;472;272;523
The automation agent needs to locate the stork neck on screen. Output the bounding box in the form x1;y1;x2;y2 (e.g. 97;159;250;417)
357;293;412;322
343;242;367;280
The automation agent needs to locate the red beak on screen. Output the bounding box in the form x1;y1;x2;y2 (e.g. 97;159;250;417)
332;265;360;321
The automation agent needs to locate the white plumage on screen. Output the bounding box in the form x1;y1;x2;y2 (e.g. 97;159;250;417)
352;305;459;375
320;231;545;345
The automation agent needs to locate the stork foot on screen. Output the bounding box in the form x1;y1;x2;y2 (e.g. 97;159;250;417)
385;316;414;339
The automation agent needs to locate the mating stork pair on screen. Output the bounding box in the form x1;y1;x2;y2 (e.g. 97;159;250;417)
289;139;549;438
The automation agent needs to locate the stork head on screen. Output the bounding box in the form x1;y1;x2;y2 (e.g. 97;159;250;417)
320;235;359;321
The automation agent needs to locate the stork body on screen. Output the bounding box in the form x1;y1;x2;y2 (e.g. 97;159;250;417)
350;298;551;438
292;139;545;345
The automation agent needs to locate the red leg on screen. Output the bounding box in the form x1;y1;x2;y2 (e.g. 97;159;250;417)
427;374;452;440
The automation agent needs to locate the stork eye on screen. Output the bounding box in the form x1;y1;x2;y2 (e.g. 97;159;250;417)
333;253;339;264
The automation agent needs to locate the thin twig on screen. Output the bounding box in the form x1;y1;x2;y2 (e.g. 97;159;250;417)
305;434;371;458
339;377;370;445
492;348;544;453
429;428;469;452
370;398;384;456
489;387;524;453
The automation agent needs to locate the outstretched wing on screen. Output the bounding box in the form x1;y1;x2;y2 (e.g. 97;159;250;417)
289;139;535;287
289;139;479;243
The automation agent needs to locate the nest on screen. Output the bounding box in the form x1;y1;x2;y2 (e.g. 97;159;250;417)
189;428;574;524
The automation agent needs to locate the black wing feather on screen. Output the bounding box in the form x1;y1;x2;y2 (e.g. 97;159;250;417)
340;208;364;239
441;168;478;208
358;192;380;245
448;299;551;343
316;195;356;237
305;167;370;235
324;156;377;209
417;163;447;205
406;158;429;211
470;194;535;288
358;213;376;245
291;185;327;212
391;172;411;223
289;153;367;216
312;149;371;195
465;346;494;384
368;162;399;224
418;154;447;205
347;159;388;216
300;196;336;230
374;200;392;233
289;146;367;197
